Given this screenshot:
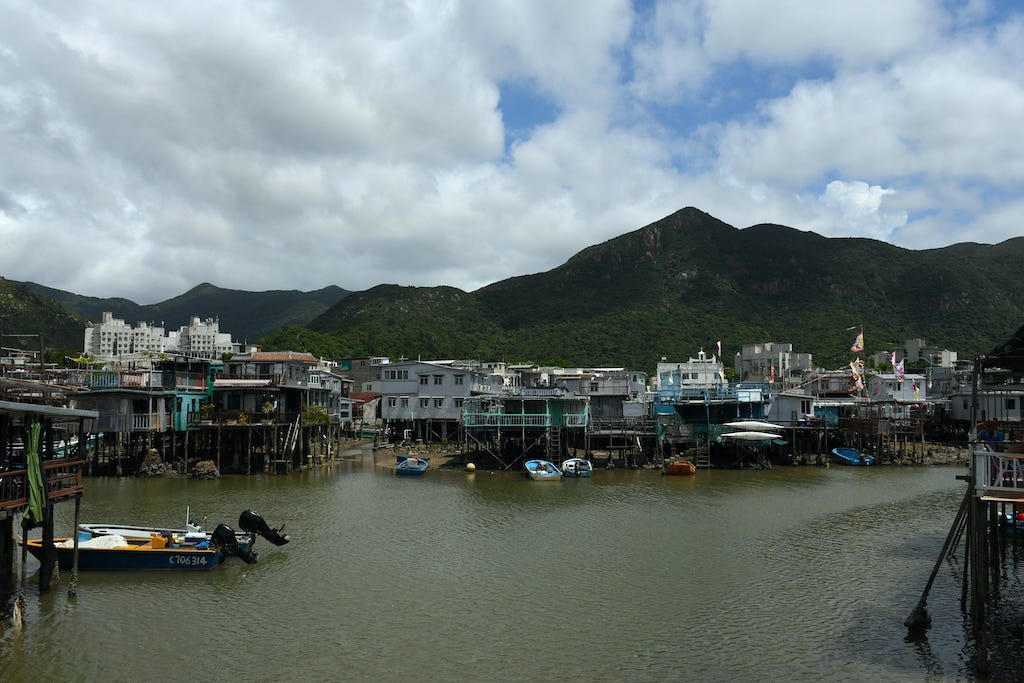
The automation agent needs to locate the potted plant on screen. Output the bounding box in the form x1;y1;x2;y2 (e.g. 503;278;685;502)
261;401;276;424
237;411;250;426
199;403;215;424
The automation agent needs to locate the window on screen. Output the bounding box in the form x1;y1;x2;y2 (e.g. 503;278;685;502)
434;398;443;408
420;376;429;385
590;382;599;392
420;398;429;408
1008;398;1017;411
454;375;464;385
434;375;443;385
388;398;397;407
454;398;464;408
401;398;409;407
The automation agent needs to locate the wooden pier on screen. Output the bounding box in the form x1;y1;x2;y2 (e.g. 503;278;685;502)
1;398;97;628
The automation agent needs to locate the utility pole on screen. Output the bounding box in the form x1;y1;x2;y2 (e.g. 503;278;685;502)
0;311;21;377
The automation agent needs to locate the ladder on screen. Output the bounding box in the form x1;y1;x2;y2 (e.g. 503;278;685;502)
548;428;562;461
694;445;711;469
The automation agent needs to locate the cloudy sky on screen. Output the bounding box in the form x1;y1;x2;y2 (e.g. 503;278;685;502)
1;1;1022;304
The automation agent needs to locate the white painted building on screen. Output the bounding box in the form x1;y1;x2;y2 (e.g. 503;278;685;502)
84;312;233;360
379;360;503;421
734;342;813;385
655;350;725;390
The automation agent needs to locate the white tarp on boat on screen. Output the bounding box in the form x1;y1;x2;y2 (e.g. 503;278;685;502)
57;534;128;549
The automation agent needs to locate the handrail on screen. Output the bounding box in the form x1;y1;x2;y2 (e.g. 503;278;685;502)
0;458;84;511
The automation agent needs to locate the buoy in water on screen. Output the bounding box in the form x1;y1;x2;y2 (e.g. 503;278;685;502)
465;462;476;472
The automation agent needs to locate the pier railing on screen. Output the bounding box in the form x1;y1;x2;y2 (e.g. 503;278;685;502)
971;443;1024;500
0;458;84;512
462;412;590;428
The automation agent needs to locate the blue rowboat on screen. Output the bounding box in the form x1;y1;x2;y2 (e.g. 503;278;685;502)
525;459;562;480
396;455;429;475
830;447;876;466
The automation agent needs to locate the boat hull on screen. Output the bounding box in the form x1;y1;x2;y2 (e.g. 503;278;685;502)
23;538;224;571
525;459;562;480
561;458;592;477
396;456;429;475
830;447;875;466
665;460;697;475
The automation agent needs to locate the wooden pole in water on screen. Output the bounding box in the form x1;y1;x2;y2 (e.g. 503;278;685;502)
68;494;80;597
905;487;969;630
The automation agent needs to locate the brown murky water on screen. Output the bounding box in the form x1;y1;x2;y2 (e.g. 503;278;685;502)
3;450;1017;682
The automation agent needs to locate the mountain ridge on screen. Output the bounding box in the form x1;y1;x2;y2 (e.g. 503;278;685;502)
7;207;1022;371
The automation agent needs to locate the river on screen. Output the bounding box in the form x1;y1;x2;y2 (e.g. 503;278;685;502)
3;447;1022;682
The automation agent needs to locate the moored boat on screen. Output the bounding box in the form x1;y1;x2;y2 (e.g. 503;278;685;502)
24;522;251;570
525;459;562;480
561;457;592;477
23;509;290;571
396;455;429;475
830;447;875;466
723;420;784;432
82;509;291;548
665;459;697;476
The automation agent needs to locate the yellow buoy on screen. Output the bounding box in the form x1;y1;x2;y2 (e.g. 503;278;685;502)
465;462;476;472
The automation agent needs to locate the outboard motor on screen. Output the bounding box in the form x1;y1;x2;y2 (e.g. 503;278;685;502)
238;509;290;546
211;522;258;564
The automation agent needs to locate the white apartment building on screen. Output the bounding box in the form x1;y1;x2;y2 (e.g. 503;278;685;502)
84;312;234;360
734;342;813;385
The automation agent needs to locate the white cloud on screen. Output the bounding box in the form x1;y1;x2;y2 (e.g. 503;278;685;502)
0;0;1022;306
702;0;946;66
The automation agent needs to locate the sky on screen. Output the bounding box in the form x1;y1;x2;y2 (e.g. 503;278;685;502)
1;1;1023;305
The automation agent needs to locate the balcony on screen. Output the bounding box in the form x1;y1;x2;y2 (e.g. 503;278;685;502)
72;369;207;391
461;412;590;428
973;444;1024;501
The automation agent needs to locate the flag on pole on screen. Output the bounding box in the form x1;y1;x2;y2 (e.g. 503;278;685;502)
850;330;864;353
895;359;905;382
769;363;775;383
850;360;864;390
890;351;897;368
716;340;722;357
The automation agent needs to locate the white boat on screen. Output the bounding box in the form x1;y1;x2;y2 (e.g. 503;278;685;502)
723;420;784;431
561;457;593;477
81;509;290;548
721;431;782;441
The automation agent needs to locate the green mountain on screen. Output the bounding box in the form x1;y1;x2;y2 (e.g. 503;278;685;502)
20;282;350;344
294;207;1024;371
10;207;1022;371
0;277;90;353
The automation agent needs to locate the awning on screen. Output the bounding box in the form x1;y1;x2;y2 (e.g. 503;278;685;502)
213;379;273;387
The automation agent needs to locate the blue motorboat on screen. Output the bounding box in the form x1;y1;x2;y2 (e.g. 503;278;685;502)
561;457;593;477
23;509;289;571
525;459;562;480
830;447;875;466
396;455;429;475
